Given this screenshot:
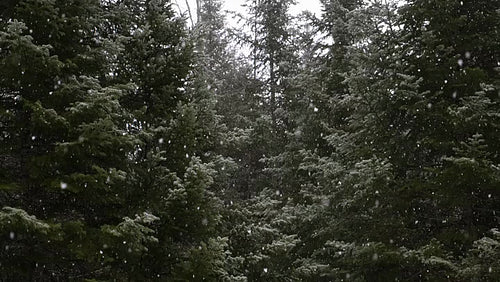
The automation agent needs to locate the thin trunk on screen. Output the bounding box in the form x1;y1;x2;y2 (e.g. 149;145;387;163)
269;51;276;125
184;0;194;27
253;0;258;80
196;0;201;23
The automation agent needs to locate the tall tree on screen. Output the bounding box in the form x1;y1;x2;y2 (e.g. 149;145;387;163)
395;0;500;254
0;0;226;279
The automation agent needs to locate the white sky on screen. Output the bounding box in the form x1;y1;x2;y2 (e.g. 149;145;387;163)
175;0;323;26
223;0;323;16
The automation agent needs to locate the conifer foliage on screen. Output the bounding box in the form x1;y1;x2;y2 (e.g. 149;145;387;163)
1;0;499;280
1;0;224;280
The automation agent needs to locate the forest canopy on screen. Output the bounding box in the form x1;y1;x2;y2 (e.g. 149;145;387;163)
0;0;499;280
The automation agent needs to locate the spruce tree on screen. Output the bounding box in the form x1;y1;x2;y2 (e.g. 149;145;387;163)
1;0;226;279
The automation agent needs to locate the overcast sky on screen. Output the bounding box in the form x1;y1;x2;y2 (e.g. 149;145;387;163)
175;0;323;26
223;0;323;16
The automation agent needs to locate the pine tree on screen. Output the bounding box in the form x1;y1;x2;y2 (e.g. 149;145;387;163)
244;0;297;141
393;0;500;255
99;0;228;278
0;0;148;277
1;0;226;279
294;0;500;279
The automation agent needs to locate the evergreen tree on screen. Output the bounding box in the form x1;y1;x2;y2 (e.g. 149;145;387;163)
292;0;500;279
2;0;499;279
1;0;225;279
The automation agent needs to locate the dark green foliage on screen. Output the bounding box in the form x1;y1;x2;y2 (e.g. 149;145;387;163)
1;0;499;280
221;0;500;280
0;0;227;280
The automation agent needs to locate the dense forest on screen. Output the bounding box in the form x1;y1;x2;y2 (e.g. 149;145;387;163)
0;0;499;280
